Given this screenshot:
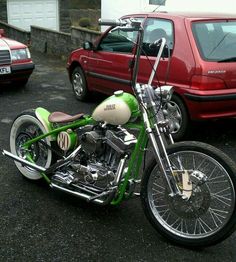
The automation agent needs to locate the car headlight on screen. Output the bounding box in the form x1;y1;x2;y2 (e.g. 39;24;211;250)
11;48;31;61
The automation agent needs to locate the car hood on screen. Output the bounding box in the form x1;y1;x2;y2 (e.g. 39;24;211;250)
0;37;26;50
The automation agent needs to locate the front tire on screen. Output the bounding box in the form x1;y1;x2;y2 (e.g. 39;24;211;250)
10;110;53;180
12;78;29;88
71;66;89;101
141;141;236;247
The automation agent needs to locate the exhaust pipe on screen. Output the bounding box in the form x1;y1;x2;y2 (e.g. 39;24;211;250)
2;149;46;172
2;148;116;205
51;183;116;205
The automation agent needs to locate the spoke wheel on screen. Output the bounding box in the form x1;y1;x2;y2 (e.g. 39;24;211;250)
10;110;53;180
141;141;236;247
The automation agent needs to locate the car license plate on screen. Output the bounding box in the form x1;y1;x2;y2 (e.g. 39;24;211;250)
0;66;11;75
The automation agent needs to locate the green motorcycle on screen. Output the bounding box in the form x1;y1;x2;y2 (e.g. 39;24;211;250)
2;19;236;247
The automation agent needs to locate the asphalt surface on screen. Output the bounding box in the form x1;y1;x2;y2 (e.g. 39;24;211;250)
0;51;236;262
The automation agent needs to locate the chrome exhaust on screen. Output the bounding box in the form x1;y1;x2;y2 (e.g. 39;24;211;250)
50;182;115;205
2;149;46;172
2;148;116;205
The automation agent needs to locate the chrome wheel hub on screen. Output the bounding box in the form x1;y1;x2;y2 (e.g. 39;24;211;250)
163;101;182;133
15;124;48;169
73;73;83;96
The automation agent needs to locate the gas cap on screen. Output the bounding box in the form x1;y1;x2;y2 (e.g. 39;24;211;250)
114;90;124;96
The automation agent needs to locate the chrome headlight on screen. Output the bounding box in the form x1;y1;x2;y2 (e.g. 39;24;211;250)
154;85;173;101
11;48;31;61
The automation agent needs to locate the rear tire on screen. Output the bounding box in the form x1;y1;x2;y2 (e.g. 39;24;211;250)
141;141;236;247
164;94;189;140
10;110;54;180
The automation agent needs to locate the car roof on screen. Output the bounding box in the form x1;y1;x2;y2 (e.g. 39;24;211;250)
124;11;236;21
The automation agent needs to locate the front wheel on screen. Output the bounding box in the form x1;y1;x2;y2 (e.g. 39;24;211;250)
12;78;29;88
71;66;89;101
141;141;236;247
10;110;54;180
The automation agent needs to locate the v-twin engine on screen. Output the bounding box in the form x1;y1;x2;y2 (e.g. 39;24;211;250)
51;125;137;194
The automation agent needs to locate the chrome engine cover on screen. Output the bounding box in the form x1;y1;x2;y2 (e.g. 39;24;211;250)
52;126;137;191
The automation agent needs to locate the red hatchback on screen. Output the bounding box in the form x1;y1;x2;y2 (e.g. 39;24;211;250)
67;12;236;139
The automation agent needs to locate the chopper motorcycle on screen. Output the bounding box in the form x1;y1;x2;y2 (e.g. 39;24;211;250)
2;18;236;247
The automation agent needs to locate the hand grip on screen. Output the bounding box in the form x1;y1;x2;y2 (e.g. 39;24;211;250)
98;19;127;27
149;38;165;49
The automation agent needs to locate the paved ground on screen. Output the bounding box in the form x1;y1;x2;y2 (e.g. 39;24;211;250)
0;51;236;262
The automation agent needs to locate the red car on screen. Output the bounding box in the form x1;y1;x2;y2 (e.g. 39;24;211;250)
0;29;34;87
67;12;236;139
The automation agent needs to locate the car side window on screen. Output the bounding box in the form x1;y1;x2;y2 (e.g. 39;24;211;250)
97;18;144;54
143;18;174;57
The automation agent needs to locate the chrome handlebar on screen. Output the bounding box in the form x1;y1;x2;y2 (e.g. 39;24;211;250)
98;18;128;27
98;18;142;31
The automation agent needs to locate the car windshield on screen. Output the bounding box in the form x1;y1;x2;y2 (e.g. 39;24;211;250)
192;20;236;62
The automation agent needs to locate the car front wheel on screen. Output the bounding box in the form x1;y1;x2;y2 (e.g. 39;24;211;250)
71;66;89;101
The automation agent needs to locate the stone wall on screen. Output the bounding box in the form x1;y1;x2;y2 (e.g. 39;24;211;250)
60;8;101;32
31;26;73;58
59;0;71;32
0;19;101;58
0;0;7;22
0;21;30;45
71;26;101;46
59;0;101;32
31;26;101;58
69;0;101;9
70;9;101;30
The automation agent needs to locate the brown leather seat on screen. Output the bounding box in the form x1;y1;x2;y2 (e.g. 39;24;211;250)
48;111;84;123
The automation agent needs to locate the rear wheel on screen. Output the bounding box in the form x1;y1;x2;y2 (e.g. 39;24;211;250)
163;94;188;140
141;141;236;247
10;110;54;180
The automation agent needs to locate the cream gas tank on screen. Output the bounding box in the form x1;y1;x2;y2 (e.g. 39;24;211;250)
92;91;139;125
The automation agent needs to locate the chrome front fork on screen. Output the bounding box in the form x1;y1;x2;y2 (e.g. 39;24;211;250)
142;109;181;196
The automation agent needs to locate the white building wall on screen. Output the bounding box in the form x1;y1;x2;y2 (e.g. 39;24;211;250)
101;0;142;21
102;0;236;22
165;0;236;13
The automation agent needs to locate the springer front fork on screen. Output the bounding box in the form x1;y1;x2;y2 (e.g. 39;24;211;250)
141;108;182;196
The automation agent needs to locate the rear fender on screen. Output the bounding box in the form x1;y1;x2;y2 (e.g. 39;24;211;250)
35;107;56;141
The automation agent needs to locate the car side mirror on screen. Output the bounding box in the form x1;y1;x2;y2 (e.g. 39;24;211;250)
0;29;5;37
83;41;94;50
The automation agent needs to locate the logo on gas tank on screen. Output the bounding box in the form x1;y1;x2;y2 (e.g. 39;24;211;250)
104;104;116;111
